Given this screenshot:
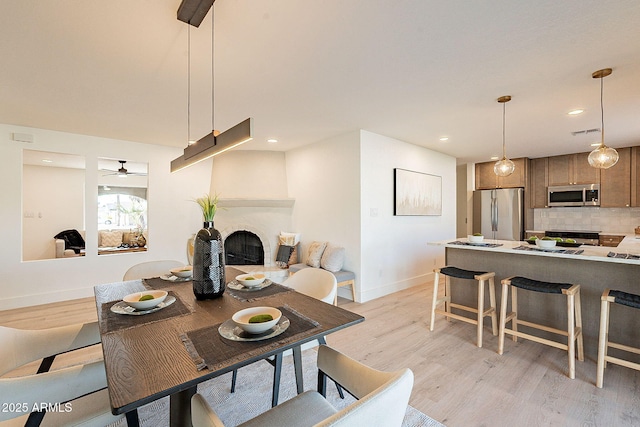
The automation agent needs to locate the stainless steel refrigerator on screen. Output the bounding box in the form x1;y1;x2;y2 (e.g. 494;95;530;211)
472;188;524;241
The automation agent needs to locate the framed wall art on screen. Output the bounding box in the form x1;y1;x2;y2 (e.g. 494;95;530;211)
394;168;442;216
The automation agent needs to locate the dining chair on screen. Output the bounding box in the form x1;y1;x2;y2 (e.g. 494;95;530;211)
192;345;414;427
123;259;183;281
0;323;127;426
230;268;338;406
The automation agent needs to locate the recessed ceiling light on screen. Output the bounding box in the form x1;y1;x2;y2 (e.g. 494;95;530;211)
590;142;601;147
568;109;584;115
439;137;449;141
41;159;53;163
490;156;499;161
267;139;278;143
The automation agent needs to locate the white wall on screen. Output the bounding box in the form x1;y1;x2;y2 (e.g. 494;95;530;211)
1;124;212;310
286;131;362;299
286;130;456;303
23;164;85;260
211;150;289;199
360;130;455;301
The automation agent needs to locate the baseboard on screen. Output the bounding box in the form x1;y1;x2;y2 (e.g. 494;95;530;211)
338;271;434;304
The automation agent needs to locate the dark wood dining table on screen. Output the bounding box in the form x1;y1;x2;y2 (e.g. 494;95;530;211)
94;266;364;427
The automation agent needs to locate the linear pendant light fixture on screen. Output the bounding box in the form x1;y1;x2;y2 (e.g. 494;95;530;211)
588;68;618;169
494;95;516;177
171;0;253;173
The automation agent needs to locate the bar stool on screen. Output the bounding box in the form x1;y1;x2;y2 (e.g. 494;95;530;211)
498;276;584;379
596;289;640;388
429;266;497;348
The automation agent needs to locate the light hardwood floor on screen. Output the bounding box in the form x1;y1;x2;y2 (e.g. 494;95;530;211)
2;282;639;426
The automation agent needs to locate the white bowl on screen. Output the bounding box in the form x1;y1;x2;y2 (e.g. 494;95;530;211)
232;306;281;334
536;239;557;249
170;265;193;278
123;290;168;310
236;273;266;288
468;235;484;243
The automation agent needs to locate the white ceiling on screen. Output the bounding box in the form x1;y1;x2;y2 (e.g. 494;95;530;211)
2;1;640;165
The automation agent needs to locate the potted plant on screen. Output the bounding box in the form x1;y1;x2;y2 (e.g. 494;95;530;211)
192;194;225;299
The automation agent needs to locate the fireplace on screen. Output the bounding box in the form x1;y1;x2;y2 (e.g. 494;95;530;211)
224;230;265;266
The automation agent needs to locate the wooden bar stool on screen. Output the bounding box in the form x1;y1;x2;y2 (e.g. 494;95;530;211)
596;289;640;388
498;276;584;379
430;266;497;348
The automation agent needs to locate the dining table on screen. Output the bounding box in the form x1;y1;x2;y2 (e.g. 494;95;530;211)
94;266;364;427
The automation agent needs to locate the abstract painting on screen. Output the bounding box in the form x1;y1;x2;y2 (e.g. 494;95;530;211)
394;168;442;216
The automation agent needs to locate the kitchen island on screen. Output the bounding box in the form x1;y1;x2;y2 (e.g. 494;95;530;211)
429;236;640;362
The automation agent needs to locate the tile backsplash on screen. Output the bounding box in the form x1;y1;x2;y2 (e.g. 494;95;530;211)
533;207;640;234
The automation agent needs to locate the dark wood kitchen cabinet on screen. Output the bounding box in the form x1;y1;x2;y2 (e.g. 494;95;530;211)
632;146;640;207
600;147;631;207
530;157;549;208
547;152;600;186
475;158;527;190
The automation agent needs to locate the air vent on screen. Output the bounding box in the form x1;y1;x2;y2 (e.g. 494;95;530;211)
571;128;600;136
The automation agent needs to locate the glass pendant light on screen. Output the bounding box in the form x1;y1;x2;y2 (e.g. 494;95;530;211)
588;68;618;169
494;95;516;177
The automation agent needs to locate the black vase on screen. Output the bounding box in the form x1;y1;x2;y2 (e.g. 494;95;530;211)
192;221;226;300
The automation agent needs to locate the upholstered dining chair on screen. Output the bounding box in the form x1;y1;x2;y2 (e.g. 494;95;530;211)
123;259;183;281
230;268;339;406
0;323;126;426
192;345;414;427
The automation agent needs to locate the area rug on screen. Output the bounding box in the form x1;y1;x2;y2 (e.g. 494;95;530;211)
111;348;445;426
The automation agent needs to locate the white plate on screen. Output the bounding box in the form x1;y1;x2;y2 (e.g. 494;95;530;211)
160;274;191;282
218;316;289;341
227;279;273;291
110;295;176;315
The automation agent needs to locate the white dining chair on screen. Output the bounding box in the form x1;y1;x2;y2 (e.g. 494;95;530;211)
230;268;338;406
284;267;337;305
192;345;414;427
123;260;183;281
0;323;127;426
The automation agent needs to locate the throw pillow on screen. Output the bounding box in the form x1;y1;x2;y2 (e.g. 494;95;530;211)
99;230;123;247
320;245;345;272
289;244;299;265
275;244;295;269
279;231;300;246
306;241;328;268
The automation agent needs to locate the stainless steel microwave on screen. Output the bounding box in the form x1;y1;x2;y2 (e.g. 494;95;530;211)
548;184;600;207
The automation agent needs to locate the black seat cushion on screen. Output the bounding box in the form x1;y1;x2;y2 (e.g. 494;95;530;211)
440;266;488;280
610;290;640;309
509;276;572;294
54;229;86;254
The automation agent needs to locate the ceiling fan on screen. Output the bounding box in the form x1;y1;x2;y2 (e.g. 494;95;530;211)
101;160;147;177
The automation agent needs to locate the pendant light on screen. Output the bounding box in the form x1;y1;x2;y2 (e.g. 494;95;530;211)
588;68;618;169
494;95;516;177
172;0;253;173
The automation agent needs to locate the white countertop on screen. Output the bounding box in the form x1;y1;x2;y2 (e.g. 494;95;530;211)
429;235;640;265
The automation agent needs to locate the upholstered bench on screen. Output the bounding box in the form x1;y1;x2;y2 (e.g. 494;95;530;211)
288;263;356;304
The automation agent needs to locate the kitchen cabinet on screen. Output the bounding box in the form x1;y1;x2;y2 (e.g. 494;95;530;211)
599;235;624;247
530;157;549;208
475;158;527;190
600;147;631;207
548;152;600;186
632;146;640;207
